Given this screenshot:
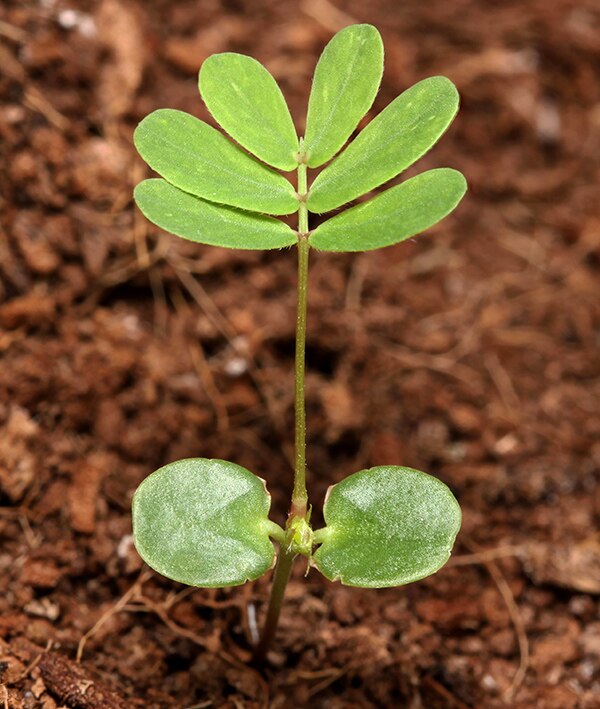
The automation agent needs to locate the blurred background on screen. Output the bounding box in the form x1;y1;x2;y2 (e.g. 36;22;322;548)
0;0;599;707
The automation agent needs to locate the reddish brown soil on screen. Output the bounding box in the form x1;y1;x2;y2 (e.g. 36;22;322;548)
1;0;599;707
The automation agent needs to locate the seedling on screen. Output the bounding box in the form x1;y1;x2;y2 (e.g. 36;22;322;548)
131;24;465;660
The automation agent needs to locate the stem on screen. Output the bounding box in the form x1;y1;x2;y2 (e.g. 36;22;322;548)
253;543;295;663
254;156;310;662
292;229;309;518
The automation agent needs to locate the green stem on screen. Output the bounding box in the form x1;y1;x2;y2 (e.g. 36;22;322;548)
254;157;310;662
253;542;295;663
292;226;309;517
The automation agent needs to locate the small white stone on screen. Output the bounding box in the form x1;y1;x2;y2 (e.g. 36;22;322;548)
117;534;134;559
57;9;97;38
225;357;248;377
481;673;498;691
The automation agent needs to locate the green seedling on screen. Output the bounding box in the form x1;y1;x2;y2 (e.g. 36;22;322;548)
131;24;465;660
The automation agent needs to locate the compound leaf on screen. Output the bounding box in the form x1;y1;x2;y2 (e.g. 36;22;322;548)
132;458;282;587
199;53;299;171
313;466;461;588
308;76;460;213
309;168;466;252
303;24;383;168
134;179;298;250
134;109;299;215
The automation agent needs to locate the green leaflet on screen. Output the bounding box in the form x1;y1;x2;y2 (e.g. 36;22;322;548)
309;168;467;252
313;466;461;588
134;179;298;250
134;109;299;215
132;458;284;587
199;53;299;171
308;76;460;213
303;24;383;168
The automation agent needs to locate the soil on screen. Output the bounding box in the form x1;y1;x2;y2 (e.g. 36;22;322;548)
1;0;599;707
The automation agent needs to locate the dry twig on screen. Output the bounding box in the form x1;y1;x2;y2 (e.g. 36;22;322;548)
301;0;357;31
77;569;152;662
463;538;529;702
